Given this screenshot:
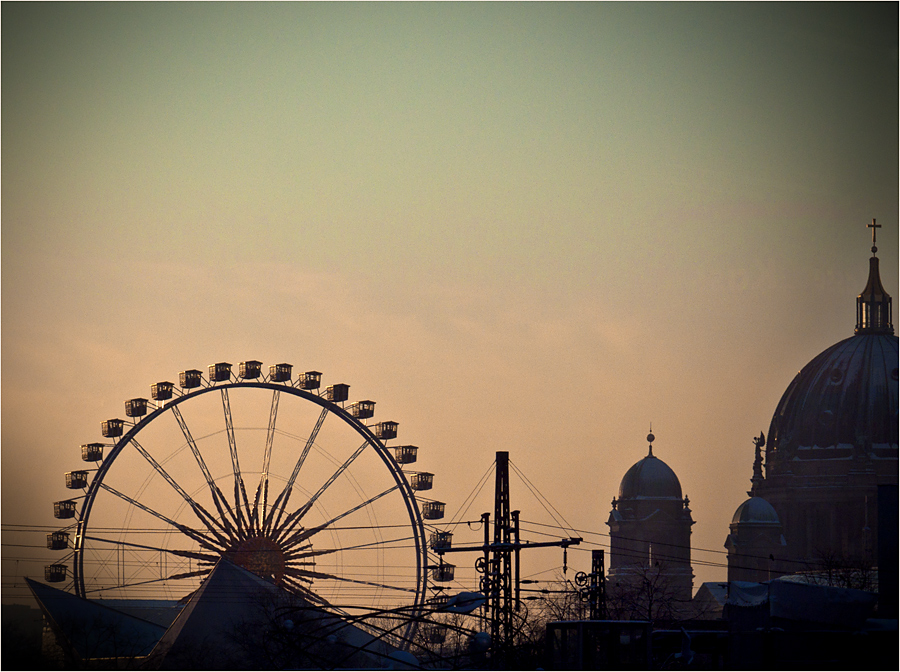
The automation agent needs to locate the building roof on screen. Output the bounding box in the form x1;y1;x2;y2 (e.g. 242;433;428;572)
766;332;898;456
618;447;683;500
731;497;781;525
693;581;730;623
26;578;167;661
151;558;401;670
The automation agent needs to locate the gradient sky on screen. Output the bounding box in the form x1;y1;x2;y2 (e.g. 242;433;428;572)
3;3;897;603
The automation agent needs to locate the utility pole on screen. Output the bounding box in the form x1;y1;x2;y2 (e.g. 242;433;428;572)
492;450;513;652
435;451;581;665
575;549;606;620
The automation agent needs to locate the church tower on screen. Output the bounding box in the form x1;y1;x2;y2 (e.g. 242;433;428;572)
607;431;694;618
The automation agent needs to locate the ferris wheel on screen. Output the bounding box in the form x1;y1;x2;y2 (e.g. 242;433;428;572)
47;361;448;625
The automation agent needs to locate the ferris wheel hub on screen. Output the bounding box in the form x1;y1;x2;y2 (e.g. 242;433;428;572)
226;535;287;583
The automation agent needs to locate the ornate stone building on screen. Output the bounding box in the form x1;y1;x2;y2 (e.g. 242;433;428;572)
727;223;898;581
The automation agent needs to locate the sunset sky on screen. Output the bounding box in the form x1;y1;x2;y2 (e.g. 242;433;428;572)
3;3;897;603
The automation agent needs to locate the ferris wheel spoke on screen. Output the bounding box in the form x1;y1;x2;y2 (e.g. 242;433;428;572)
281;575;341;610
98;482;225;553
287;567;418;594
221;389;251;536
266;406;329;534
278;485;399;549
313;535;416;554
249;389;280;534
170;404;241;536
276;585;357;642
284;546;338;563
273;439;369;539
82;535;221;563
83;568;212;596
129;438;236;546
281;575;330;609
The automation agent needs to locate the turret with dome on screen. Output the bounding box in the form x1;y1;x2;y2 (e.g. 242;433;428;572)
724;496;786;582
607;430;694;610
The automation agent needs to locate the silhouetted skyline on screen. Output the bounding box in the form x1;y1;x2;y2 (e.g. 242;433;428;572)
3;2;897;603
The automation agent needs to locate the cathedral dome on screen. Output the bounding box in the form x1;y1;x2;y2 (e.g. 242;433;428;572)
731;497;780;525
766;333;898;455
767;238;898;458
618;452;683;500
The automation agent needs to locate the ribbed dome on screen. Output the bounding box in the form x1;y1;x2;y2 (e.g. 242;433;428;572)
618;454;683;500
731;497;780;525
767;333;898;455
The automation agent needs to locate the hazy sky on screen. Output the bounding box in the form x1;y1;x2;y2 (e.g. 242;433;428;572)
3;3;897;603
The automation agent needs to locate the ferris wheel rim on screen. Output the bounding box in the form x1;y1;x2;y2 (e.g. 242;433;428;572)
70;377;428;628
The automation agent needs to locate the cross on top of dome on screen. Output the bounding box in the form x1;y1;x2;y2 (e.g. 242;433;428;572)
869;218;881;255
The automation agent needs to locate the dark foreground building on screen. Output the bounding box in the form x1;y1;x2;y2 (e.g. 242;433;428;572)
28;559;405;669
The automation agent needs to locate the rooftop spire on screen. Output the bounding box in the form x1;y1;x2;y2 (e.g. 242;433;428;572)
647;424;655;457
855;219;893;335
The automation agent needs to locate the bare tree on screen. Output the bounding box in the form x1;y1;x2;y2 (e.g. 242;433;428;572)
406;611;486;670
805;549;877;592
606;564;696;623
523;576;586;625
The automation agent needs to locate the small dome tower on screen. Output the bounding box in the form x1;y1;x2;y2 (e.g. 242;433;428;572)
724;496;786;583
607;430;694;615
